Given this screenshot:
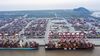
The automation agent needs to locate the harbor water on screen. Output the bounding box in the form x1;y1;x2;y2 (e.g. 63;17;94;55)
0;46;100;56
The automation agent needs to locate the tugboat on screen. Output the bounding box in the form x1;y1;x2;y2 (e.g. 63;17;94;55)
45;32;94;50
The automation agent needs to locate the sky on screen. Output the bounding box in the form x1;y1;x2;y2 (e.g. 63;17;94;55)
0;0;100;11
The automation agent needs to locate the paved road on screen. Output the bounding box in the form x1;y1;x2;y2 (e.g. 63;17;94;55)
0;19;18;29
0;46;100;56
63;18;75;32
44;18;51;44
88;39;100;45
19;20;34;36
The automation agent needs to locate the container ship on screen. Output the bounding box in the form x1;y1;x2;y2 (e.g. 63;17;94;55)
45;32;94;50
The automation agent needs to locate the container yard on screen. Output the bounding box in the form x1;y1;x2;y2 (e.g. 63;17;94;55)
0;8;100;56
0;16;99;48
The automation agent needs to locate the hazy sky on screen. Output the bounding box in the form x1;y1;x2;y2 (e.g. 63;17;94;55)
0;0;100;11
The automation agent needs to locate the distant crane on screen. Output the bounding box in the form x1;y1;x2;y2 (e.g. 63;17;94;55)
54;13;58;18
23;14;28;18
